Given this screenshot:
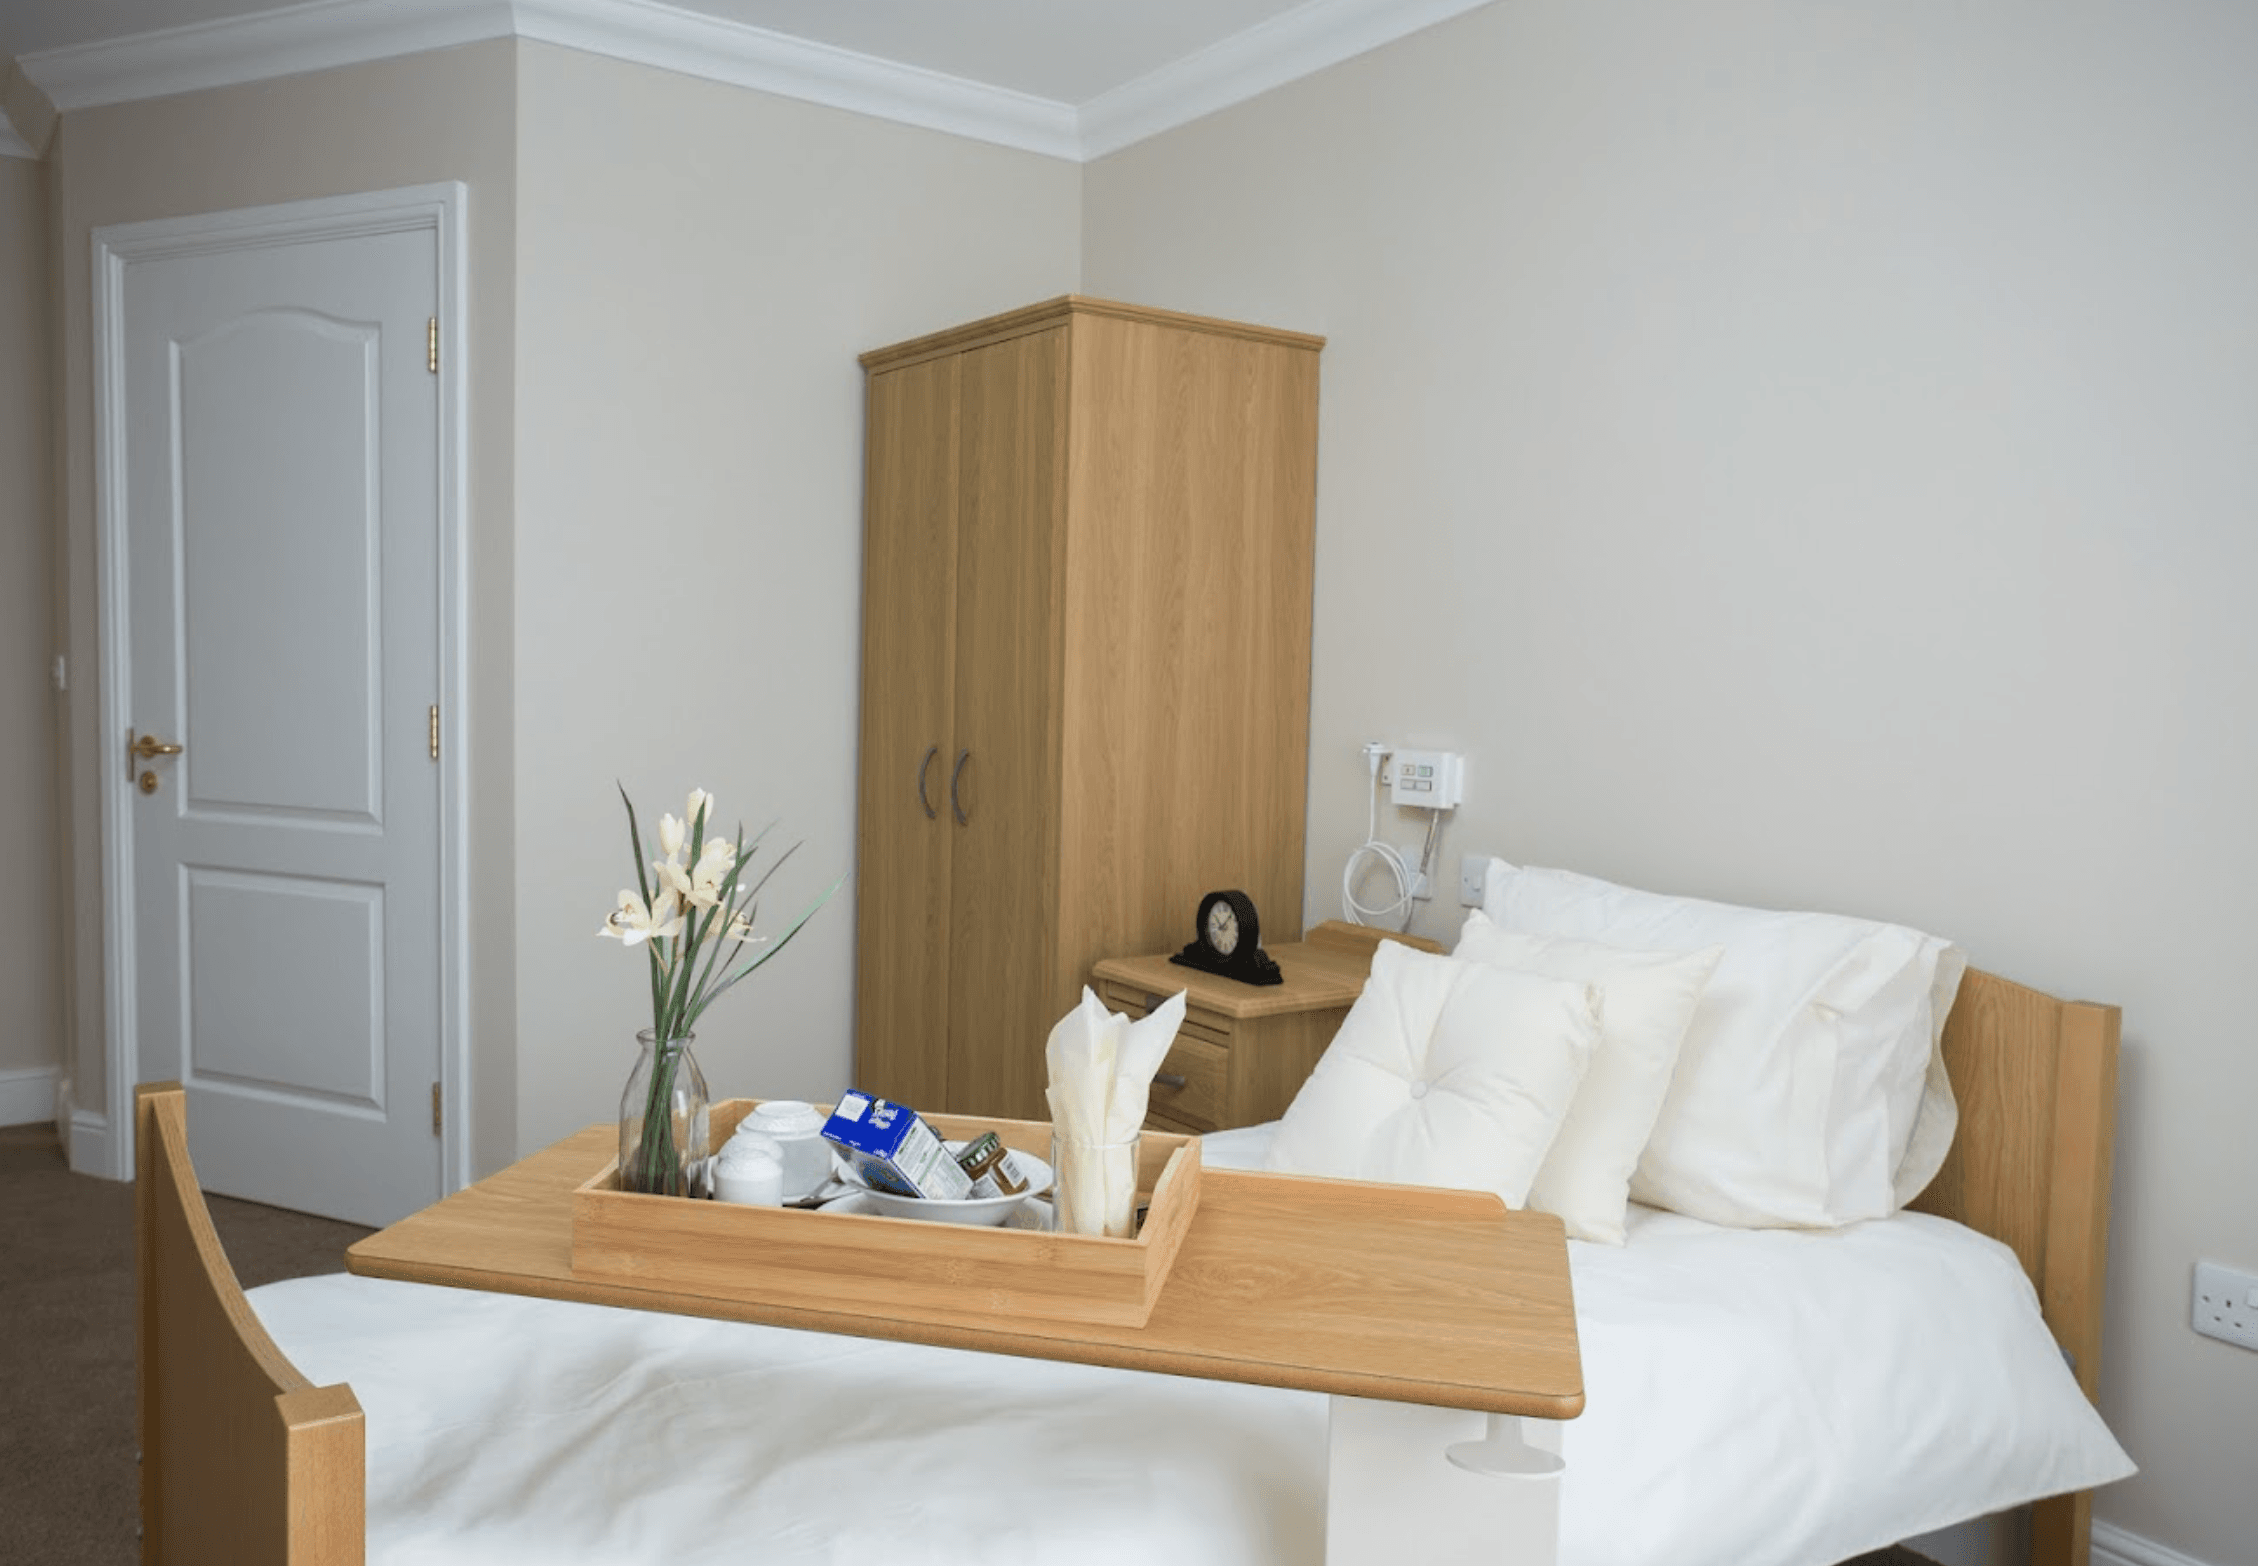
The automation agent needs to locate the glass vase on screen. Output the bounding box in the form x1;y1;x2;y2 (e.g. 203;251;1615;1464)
618;1029;710;1197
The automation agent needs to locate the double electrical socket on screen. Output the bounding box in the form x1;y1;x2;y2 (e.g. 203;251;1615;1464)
2193;1260;2258;1353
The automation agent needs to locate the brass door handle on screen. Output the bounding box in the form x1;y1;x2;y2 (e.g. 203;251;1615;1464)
915;746;938;820
128;730;184;779
949;749;970;825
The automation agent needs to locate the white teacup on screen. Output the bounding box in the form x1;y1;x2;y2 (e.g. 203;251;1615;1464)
711;1143;783;1206
745;1100;834;1202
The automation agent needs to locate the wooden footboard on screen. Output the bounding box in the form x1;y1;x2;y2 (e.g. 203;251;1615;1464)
1909;972;2122;1566
136;1082;365;1565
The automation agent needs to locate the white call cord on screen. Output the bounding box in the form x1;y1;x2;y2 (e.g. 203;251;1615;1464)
1342;743;1447;932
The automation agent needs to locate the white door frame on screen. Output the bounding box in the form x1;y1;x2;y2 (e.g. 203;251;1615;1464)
87;182;472;1192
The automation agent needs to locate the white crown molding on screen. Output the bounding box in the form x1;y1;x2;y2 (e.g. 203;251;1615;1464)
1080;0;1498;160
2094;1520;2220;1566
16;0;1076;156
513;0;1079;159
18;0;1498;162
20;0;518;112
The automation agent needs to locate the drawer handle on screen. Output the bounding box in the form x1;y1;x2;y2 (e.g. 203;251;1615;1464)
1154;1072;1188;1090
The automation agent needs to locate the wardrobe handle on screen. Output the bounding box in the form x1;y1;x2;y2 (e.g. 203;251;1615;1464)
1154;1073;1188;1091
915;746;938;820
950;749;971;825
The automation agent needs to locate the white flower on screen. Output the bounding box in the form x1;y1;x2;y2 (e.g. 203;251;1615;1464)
716;909;769;945
600;887;683;947
684;789;715;834
686;837;737;907
657;812;686;862
654;834;735;906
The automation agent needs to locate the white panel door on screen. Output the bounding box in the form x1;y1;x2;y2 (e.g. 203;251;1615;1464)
122;223;442;1225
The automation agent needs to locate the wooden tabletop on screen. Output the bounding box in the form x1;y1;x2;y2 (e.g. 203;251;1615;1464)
1093;919;1446;1020
347;1127;1583;1419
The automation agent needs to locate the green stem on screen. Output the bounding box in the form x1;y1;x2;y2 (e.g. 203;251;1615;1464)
632;1033;686;1196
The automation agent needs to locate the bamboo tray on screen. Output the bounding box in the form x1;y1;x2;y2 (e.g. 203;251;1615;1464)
569;1100;1203;1328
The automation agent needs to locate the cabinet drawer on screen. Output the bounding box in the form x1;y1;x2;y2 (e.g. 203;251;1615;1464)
1146;1033;1230;1132
1096;981;1235;1051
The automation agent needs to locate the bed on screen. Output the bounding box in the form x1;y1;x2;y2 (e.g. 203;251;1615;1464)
136;950;2129;1566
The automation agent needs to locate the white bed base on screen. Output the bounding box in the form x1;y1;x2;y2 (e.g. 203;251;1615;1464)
1329;1399;1562;1566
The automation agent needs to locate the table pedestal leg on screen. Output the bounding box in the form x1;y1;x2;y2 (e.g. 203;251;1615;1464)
1325;1396;1562;1566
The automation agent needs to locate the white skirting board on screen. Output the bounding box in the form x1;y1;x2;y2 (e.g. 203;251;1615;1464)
69;1106;118;1178
2093;1520;2221;1566
0;1065;58;1127
1901;1512;2217;1566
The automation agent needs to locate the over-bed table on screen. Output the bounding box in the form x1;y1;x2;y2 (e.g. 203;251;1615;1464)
137;966;2121;1566
345;1127;1582;1564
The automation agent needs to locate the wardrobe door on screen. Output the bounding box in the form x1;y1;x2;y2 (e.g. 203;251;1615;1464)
945;328;1068;1119
1055;316;1319;980
852;355;960;1108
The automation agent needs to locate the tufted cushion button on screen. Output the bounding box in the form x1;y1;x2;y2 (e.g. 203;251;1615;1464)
1409;1079;1429;1100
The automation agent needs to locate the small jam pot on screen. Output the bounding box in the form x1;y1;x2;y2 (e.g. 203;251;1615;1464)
953;1130;1029;1200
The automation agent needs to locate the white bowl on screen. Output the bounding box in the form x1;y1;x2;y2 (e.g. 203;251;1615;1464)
833;1143;1055;1227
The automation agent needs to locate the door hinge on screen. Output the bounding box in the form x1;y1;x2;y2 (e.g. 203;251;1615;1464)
428;704;440;761
432;1081;443;1135
427;316;439;374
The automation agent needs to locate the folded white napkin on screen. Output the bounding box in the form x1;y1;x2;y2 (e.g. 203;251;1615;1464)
1043;987;1187;1237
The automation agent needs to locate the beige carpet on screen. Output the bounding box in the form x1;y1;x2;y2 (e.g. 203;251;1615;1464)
0;1119;1939;1565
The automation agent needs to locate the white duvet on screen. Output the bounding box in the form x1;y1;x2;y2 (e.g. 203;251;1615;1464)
251;1127;2130;1566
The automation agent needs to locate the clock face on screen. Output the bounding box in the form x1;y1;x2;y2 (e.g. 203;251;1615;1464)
1205;898;1240;956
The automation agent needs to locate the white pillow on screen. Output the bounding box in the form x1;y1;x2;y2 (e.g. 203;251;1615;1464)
1484;860;1966;1229
1264;939;1599;1204
1453;912;1722;1244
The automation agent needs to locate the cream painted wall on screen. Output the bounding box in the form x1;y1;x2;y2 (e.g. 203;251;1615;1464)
510;43;1079;1154
0;155;63;1086
53;42;521;1173
1083;2;2258;1559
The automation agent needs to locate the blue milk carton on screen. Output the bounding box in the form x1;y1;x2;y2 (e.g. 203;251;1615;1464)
821;1093;972;1200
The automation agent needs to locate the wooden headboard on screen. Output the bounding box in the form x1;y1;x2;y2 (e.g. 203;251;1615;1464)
1907;969;2123;1566
136;1082;364;1565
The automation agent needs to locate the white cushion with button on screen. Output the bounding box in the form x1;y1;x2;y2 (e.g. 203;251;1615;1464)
1263;939;1600;1203
1453;912;1723;1245
1483;860;1966;1230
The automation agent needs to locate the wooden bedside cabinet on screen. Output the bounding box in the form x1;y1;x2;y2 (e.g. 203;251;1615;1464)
1091;920;1444;1134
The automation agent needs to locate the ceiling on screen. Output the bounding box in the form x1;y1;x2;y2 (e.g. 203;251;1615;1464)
1;0;1350;106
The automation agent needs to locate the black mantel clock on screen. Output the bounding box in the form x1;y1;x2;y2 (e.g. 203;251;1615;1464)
1170;889;1284;987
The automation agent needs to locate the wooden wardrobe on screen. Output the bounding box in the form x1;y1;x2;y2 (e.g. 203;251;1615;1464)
853;296;1323;1122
